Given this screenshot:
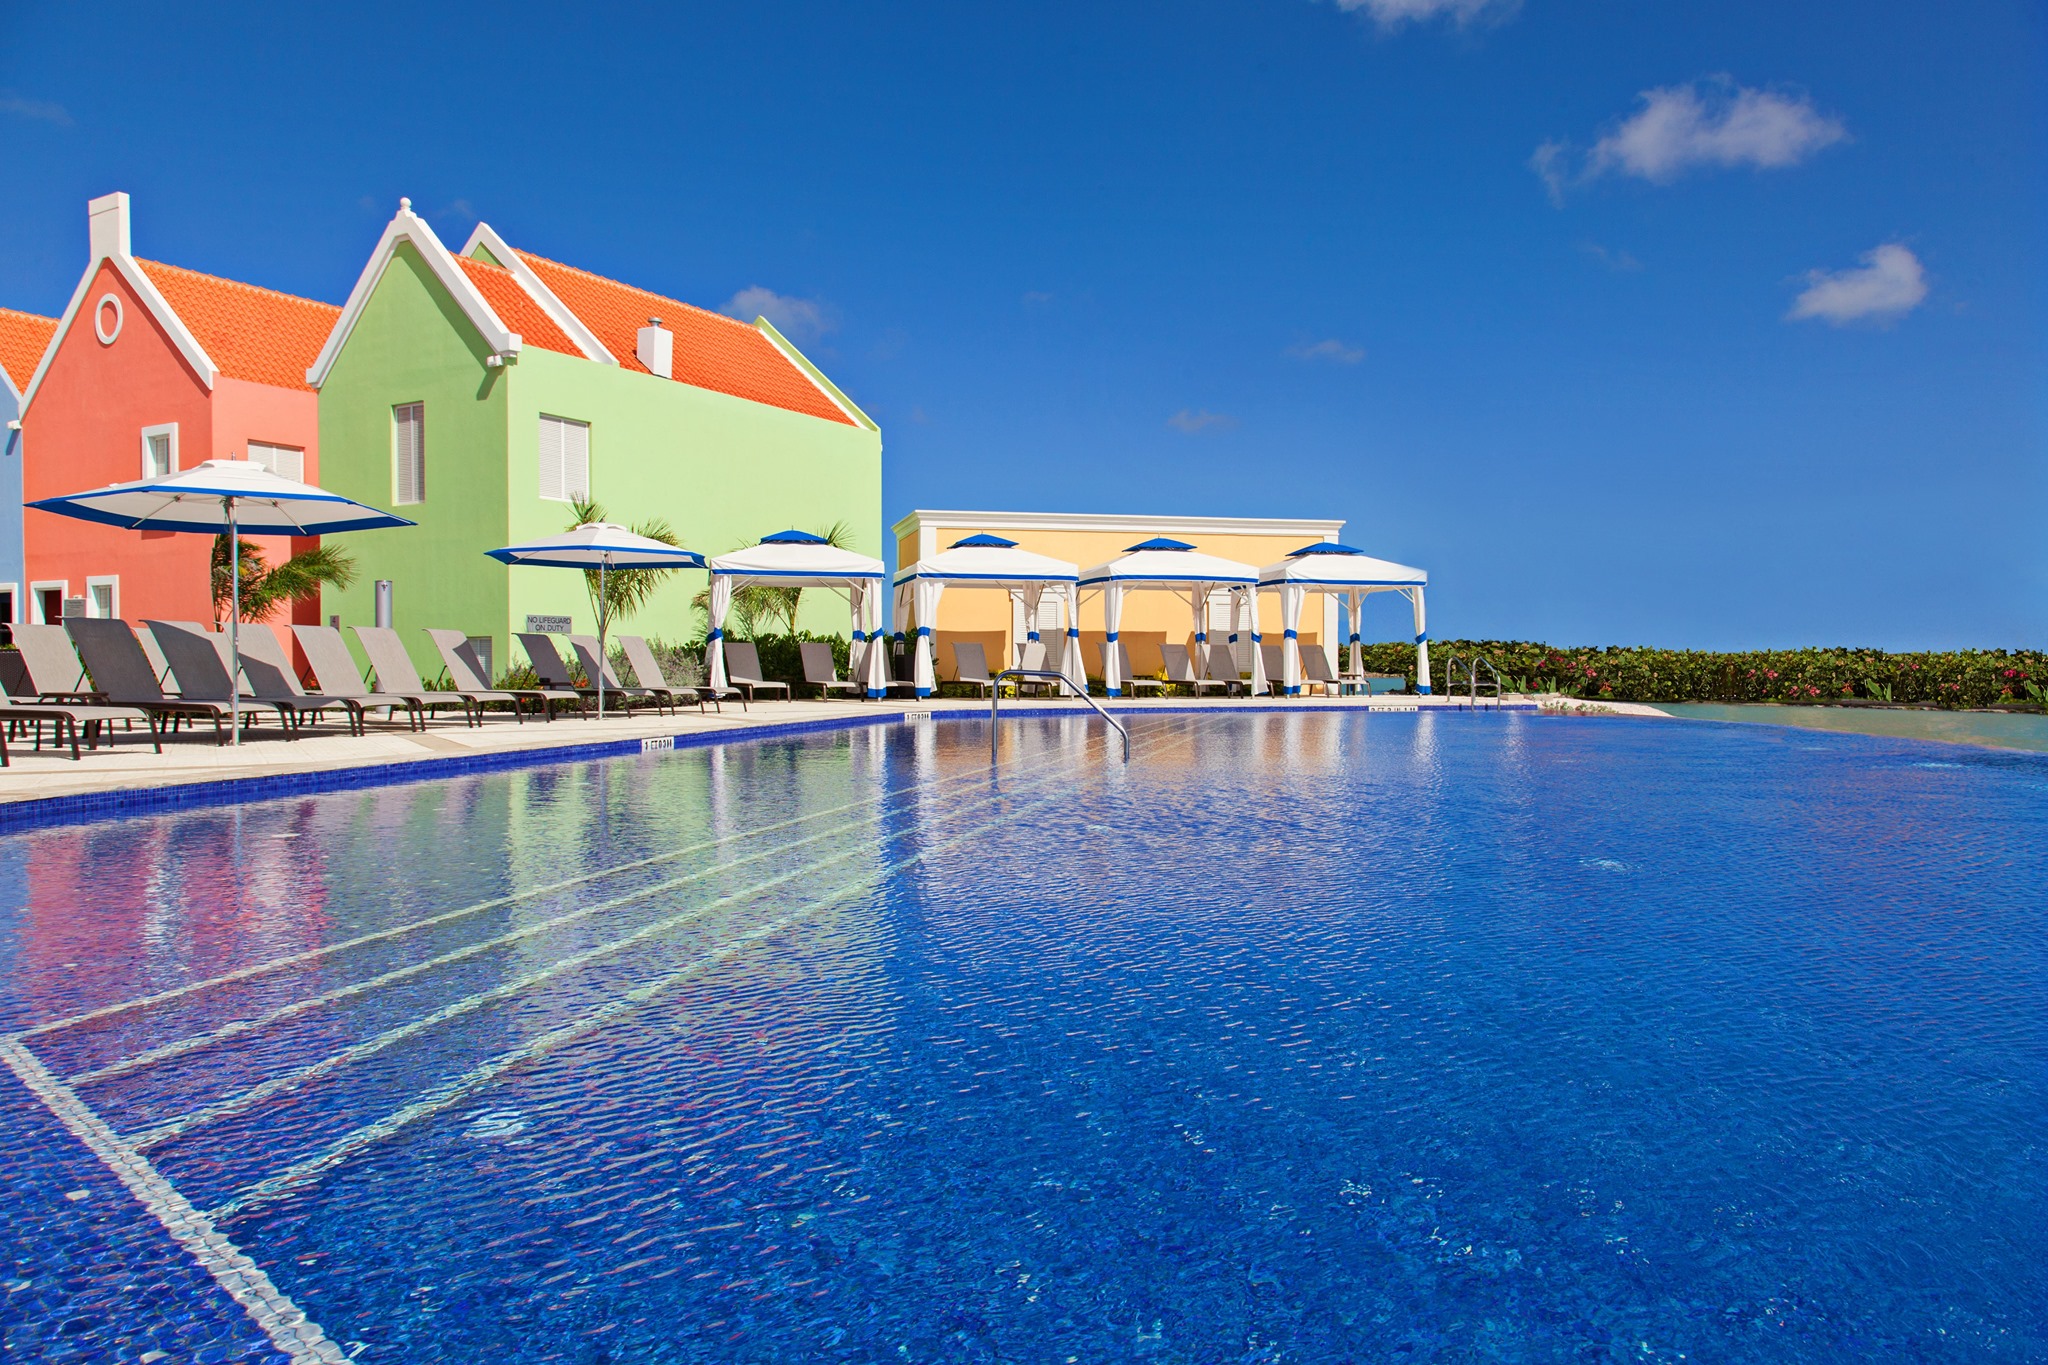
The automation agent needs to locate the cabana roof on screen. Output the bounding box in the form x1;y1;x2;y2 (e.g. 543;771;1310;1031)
1079;543;1259;587
1258;542;1426;588
894;541;1079;587
709;535;885;583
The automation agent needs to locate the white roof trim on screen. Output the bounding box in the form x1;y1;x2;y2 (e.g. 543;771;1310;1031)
306;201;523;387
23;254;220;406
460;223;617;365
892;509;1344;539
753;319;876;430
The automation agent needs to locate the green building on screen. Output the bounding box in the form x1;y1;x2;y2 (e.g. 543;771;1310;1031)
308;199;881;681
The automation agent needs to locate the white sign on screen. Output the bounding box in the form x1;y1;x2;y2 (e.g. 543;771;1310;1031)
640;737;672;753
525;615;572;634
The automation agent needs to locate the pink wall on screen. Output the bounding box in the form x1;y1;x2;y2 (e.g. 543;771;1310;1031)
22;262;327;648
23;262;216;626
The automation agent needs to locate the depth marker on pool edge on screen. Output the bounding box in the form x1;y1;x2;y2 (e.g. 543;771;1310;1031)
0;1037;347;1365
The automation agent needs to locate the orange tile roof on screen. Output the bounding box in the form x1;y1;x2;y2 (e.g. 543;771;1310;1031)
454;256;581;358
0;307;57;395
512;250;854;426
136;260;341;393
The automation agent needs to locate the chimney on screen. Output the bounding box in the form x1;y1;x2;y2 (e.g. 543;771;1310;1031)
88;192;132;261
636;317;673;379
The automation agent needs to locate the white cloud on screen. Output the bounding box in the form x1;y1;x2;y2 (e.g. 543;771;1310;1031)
1332;0;1515;30
721;285;834;341
1787;243;1927;326
1580;242;1642;273
1287;338;1366;364
1167;409;1237;434
1536;79;1846;201
0;92;73;126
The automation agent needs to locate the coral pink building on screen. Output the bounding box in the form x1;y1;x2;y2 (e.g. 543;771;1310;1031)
20;193;341;637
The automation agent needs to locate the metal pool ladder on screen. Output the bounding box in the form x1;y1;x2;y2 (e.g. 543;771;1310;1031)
1442;653;1504;705
990;669;1130;762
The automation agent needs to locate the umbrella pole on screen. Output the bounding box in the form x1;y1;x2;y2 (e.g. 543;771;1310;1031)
227;497;241;746
596;558;606;719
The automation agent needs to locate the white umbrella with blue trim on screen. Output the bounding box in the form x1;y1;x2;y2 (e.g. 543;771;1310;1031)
485;522;706;717
28;457;416;744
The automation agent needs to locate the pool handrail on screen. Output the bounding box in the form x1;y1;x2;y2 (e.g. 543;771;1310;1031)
990;668;1130;762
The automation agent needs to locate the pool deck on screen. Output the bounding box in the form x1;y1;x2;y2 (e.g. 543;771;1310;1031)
0;693;1564;814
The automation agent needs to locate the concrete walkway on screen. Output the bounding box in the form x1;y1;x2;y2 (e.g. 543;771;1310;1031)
0;692;1549;809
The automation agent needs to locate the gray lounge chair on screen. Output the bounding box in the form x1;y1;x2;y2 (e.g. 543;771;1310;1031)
65;619;240;743
430;629;576;720
798;641;864;699
1201;642;1250;697
618;635;723;712
564;634;667;715
0;672;159;763
950;640;995;698
1160;642;1227;695
1260;643;1286;697
147;621;335;738
1300;644;1343;697
721;640;790;702
355;627;512;724
234;626;392;736
516;632;611;710
293;625;453;730
1097;640;1166;695
9;623;95;700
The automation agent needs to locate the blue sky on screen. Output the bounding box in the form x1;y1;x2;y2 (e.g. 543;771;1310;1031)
2;2;2040;648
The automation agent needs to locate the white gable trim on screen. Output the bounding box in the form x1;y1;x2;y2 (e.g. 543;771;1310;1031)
891;509;1346;540
23;254;220;407
306;201;524;387
460;224;616;366
753;318;878;431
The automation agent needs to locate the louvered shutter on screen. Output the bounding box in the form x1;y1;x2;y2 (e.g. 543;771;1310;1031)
563;419;589;501
393;404;424;505
539;416;589;503
538;416;564;501
248;442;304;482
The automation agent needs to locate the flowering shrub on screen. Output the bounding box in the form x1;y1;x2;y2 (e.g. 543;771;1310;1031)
1345;641;2047;709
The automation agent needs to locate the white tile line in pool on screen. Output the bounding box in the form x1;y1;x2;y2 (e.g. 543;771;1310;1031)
0;1037;349;1365
204;719;1212;1222
23;721;1065;1043
69;770;978;1086
119;717;1178;1156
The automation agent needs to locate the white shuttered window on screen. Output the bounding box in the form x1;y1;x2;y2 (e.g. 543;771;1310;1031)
537;415;590;503
392;403;425;505
247;442;305;482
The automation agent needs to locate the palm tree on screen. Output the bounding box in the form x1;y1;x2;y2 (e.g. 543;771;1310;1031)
211;536;357;622
567;497;687;634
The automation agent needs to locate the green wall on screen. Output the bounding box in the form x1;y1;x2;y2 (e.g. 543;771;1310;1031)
503;348;882;650
316;240;882;683
318;244;511;680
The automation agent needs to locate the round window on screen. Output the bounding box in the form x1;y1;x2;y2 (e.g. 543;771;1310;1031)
93;293;124;345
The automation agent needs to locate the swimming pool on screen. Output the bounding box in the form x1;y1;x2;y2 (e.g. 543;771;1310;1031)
2;712;2042;1363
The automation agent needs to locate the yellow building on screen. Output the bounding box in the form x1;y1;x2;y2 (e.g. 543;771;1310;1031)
892;510;1345;682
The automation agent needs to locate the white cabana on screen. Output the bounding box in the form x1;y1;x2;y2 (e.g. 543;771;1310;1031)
1077;538;1265;698
1256;542;1430;696
706;531;889;697
892;533;1083;698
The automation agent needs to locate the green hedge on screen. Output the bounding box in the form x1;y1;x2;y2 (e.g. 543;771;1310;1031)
1352;640;2047;710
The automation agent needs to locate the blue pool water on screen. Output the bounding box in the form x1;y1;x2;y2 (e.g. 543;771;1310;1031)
1;712;2042;1363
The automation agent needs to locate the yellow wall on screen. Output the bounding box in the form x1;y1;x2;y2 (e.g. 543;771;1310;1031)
896;517;1345;681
